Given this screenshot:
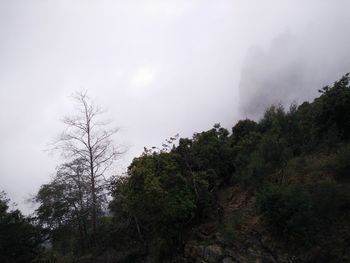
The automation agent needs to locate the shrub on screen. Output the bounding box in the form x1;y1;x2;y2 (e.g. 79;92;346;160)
334;144;350;180
257;185;314;243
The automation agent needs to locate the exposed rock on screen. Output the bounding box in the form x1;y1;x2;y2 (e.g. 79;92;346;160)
215;232;226;245
184;241;203;259
203;244;223;263
181;185;327;263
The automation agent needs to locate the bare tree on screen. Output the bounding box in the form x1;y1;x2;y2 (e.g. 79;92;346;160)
55;91;122;244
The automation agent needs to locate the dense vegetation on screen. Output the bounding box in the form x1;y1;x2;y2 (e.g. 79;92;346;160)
0;192;43;263
1;74;350;262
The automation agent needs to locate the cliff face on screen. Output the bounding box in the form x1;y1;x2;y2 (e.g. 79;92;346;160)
177;186;288;263
173;185;350;263
83;181;350;263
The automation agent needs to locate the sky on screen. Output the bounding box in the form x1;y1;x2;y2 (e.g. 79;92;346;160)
0;0;350;214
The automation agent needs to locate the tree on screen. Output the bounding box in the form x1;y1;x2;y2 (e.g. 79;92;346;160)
57;158;89;249
111;151;196;262
55;91;122;244
35;158;90;251
0;191;43;263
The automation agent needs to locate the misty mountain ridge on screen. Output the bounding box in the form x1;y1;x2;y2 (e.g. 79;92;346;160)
239;32;350;119
1;73;350;263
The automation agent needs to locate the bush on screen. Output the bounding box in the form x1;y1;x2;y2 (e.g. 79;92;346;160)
257;185;314;243
334;144;350;180
310;181;350;222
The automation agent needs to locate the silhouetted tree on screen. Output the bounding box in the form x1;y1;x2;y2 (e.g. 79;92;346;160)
55;91;122;244
0;192;43;263
35;158;90;251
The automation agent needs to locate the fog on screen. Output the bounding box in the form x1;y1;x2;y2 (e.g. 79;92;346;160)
0;0;349;214
239;19;350;118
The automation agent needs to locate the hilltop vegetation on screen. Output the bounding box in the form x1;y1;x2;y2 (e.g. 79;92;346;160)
1;74;350;263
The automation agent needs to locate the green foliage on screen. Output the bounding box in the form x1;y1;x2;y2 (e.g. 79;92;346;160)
333;143;350;180
231;120;261;185
316;73;350;140
310;181;350;223
0;192;43;263
109;125;236;260
296;73;350;148
35;182;81;254
189;124;234;182
259;104;288;133
124;152;196;230
233;106;294;186
108;74;350;258
257;185;314;242
95;216;114;251
110;152;197;261
34;159;94;254
3;73;348;261
257;180;350;248
35;181;70;229
231;119;259;143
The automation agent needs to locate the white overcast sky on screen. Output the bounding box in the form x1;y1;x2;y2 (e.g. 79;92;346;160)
1;0;350;214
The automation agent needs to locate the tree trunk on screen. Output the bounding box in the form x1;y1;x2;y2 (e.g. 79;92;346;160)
90;158;97;246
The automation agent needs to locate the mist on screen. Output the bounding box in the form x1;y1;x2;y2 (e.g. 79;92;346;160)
0;1;349;214
239;5;350;119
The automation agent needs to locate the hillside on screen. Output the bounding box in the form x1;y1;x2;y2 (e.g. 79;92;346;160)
1;74;350;263
105;73;350;263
